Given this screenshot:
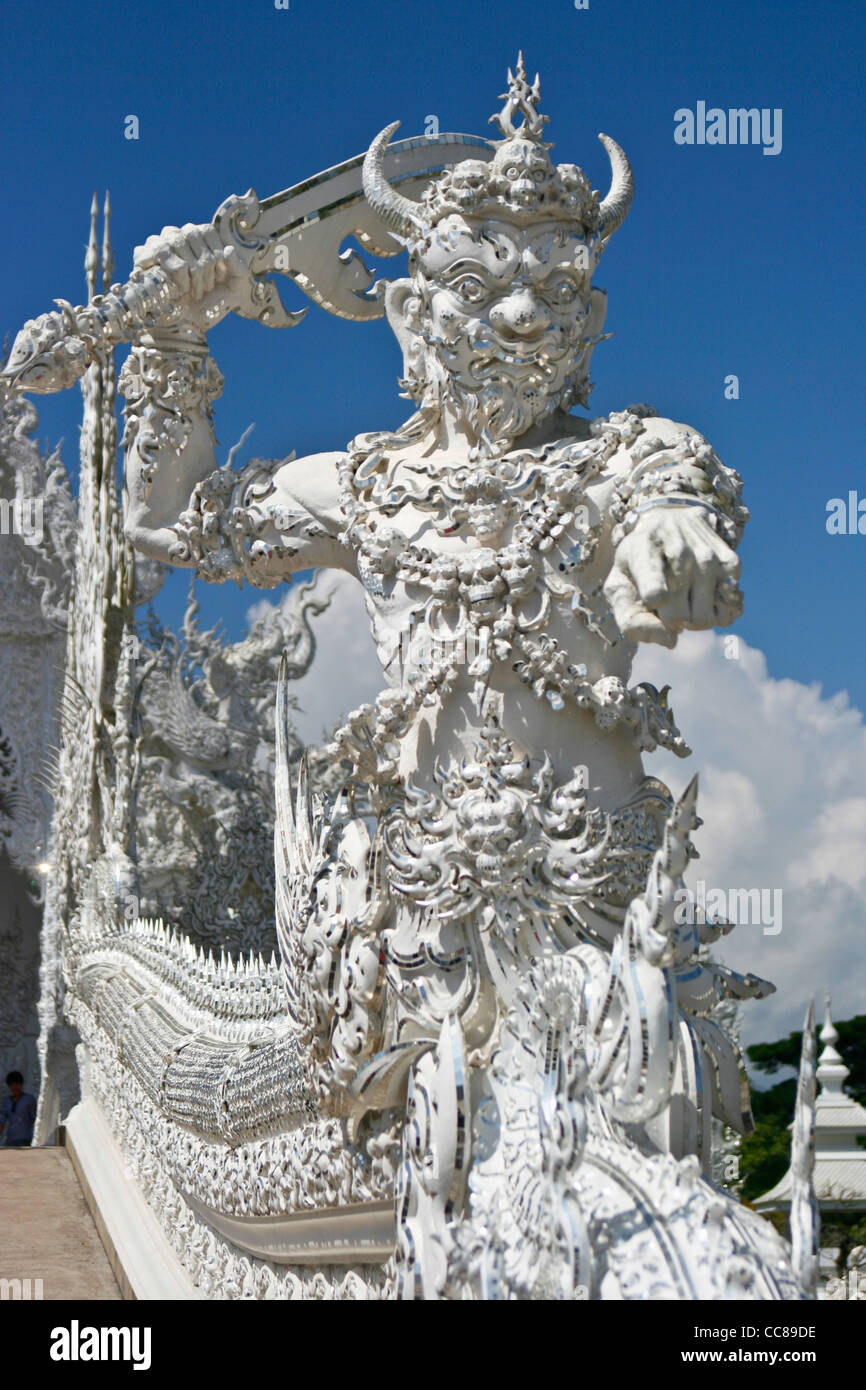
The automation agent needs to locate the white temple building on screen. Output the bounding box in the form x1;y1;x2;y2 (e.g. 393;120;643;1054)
756;1000;866;1216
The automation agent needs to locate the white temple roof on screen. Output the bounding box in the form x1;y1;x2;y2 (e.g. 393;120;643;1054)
815;1105;866;1130
754;997;866;1211
758;1158;866;1207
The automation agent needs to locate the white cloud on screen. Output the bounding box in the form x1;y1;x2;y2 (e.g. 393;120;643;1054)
636;631;866;1046
789;797;866;890
275;572;382;744
263;580;866;1050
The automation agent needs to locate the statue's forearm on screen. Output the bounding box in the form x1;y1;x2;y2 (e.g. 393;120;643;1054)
120;324;224;566
119;327;346;586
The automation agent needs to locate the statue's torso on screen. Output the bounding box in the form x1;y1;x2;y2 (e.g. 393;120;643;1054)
259;408;692;809
355;464;644;805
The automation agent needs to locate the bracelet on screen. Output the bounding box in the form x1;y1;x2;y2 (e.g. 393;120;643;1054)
612;436;749;550
171;459;285;586
612;495;717;544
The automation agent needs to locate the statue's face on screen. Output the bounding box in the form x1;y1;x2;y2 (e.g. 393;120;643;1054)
402;214;597;444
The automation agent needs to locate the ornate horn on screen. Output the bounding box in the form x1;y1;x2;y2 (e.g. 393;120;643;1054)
362;122;424;242
597;133;634;240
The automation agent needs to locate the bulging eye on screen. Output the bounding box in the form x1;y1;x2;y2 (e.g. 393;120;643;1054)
451;274;488;304
547;277;579;306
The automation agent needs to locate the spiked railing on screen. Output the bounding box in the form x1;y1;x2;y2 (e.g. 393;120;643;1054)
70;912;312;1143
73;915;286;1037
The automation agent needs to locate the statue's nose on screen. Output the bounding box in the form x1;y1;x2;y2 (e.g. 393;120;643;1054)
489;289;550;340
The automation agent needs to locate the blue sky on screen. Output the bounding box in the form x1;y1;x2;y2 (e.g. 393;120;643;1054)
2;0;864;701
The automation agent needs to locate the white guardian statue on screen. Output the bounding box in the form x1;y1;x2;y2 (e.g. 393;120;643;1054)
3;57;816;1300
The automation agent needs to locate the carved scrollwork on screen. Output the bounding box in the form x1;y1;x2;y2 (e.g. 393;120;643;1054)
119;335;224;492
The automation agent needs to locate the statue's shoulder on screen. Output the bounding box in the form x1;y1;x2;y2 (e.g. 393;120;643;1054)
626;412;709;446
541;407;711;453
585;407;715;480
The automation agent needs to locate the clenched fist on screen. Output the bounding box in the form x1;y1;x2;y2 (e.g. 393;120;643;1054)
603;506;743;647
132;222;249;331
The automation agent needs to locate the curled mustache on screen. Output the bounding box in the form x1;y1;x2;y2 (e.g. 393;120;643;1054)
423;318;578;382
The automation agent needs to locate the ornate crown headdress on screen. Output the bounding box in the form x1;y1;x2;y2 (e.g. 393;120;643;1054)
362;53;633;253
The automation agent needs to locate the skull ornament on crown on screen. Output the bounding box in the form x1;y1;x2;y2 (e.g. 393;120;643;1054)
362;54;634;450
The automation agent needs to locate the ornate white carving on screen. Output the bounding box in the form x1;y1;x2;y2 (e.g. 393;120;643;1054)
789;1000;819;1295
133;577;331;952
4;61;817;1299
0;386;74;887
390;783;801;1299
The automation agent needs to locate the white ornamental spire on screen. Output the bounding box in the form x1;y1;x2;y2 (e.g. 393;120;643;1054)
816;993;850;1099
101;190;114;292
85;190;99;304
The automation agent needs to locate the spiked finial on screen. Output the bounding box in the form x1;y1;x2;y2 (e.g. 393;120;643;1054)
821;991;838;1042
85;191;99;304
817;993;849;1095
102;191;114;291
491;52;549;141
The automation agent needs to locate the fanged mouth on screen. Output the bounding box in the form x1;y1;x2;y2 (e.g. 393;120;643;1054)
467;333;576;377
468;353;563;385
431;325;575;369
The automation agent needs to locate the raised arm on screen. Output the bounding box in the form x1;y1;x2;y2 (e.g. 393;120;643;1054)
120;224;350;585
